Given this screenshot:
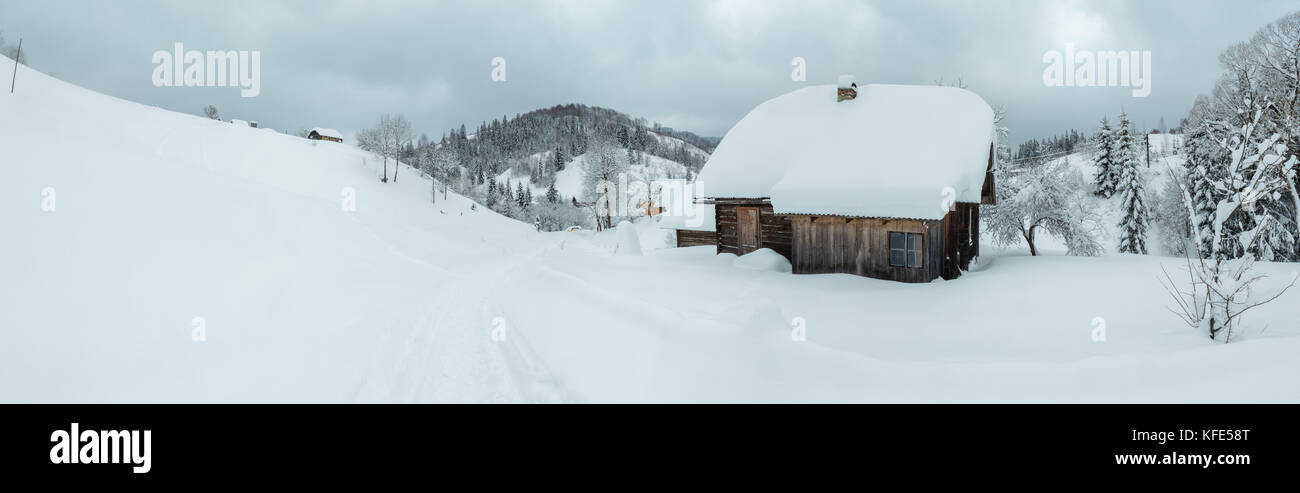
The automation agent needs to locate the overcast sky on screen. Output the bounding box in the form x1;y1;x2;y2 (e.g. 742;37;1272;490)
1;0;1296;147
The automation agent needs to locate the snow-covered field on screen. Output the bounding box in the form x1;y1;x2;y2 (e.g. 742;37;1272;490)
4;56;1300;403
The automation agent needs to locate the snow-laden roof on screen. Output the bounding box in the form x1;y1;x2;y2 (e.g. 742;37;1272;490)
310;127;344;140
698;83;994;220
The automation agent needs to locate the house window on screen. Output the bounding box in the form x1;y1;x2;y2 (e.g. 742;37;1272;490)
889;232;924;268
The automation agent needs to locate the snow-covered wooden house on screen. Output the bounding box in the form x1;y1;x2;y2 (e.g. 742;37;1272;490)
696;77;997;283
308;127;344;143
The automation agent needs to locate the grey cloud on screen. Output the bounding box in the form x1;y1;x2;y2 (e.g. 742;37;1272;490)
1;0;1296;146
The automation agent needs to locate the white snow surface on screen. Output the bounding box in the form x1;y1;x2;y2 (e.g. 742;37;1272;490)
732;248;792;272
699;84;993;220
4;57;1300;403
614;221;642;256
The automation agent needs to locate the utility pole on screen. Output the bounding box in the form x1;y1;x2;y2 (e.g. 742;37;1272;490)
9;38;20;93
1144;132;1150;168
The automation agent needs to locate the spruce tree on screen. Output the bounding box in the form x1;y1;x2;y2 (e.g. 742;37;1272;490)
1092;116;1118;197
1183;115;1223;258
545;181;559;203
1115;111;1149;254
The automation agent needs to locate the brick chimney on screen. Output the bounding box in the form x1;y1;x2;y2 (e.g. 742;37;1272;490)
837;75;858;102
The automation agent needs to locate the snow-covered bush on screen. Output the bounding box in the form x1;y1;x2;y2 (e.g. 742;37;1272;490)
1152;174;1194;256
534;199;591;232
1176;11;1300;263
582;138;629;231
1161;97;1298;341
987;157;1103;256
1161;254;1297;343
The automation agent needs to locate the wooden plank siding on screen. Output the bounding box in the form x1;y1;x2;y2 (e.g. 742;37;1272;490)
940;203;980;280
981;144;997;205
713;200;792;260
710;199;982;283
675;229;717;248
789;216;942;283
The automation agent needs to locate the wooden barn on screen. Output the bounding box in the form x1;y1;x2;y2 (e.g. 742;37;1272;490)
307;127;344;143
696;76;997;283
659;202;717;248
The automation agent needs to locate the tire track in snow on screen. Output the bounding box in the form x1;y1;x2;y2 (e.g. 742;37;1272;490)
362;248;570;403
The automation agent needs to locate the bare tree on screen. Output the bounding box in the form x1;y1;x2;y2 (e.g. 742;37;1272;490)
384;114;412;183
1161;238;1298;343
203;105;221;120
355;126;387;182
355;114;409;183
986;156;1103;256
431;145;460;203
581;138;627;231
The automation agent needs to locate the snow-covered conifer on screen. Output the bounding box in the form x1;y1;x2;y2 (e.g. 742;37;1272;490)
545;181;559;203
1091;116;1118;197
1115;110;1149;254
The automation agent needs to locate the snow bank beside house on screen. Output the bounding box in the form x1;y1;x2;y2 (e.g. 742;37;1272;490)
733;248;792;272
615;221;642;256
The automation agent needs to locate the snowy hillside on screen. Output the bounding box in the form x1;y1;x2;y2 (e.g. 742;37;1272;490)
1010;146;1185;256
4;56;1300;403
0;57;547;402
498;150;690;202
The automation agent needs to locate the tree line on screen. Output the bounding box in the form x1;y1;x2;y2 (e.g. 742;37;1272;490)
346;104;712;232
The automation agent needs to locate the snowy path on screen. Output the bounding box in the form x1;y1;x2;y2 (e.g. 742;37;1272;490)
352;244;570;403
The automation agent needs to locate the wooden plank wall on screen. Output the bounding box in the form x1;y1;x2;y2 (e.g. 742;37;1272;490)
789;216;942;283
940;203;980;280
675;229;717;248
927;220;943;281
713;200;792;260
981;144;997;205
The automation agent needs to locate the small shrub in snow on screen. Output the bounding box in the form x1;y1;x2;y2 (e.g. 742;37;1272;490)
1152;175;1194;256
1160;254;1297;343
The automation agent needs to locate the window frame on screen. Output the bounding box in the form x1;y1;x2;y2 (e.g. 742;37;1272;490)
888;232;924;269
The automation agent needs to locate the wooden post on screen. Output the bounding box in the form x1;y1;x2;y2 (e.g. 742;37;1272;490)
1145;133;1150;168
9;38;20;94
